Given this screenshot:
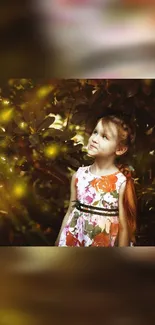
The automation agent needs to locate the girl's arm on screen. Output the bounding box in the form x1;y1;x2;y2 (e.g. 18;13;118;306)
118;181;130;247
55;172;77;246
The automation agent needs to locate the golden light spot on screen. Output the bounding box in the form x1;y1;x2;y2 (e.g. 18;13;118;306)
20;79;29;85
8;79;15;86
0;127;5;132
2;99;10;105
0;108;13;123
36;85;54;99
29;126;35;134
69;125;74;131
19;121;27;129
44;144;60;158
0;156;6;161
13;182;27;198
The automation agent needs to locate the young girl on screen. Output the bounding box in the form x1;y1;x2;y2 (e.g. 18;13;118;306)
56;114;137;247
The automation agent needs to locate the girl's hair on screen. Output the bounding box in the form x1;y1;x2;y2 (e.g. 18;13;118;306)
100;114;136;147
117;164;137;243
100;114;137;243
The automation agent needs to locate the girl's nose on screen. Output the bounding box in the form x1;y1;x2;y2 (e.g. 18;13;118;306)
93;134;99;142
93;134;99;141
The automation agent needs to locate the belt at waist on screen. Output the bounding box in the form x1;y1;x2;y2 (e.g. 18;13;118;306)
72;200;119;217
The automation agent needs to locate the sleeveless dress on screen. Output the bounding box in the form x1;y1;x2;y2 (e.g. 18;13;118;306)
58;165;127;247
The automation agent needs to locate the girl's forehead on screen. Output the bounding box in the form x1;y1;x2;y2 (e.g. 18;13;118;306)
96;119;118;137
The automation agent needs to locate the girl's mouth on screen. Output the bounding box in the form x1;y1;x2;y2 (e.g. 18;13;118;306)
89;144;97;149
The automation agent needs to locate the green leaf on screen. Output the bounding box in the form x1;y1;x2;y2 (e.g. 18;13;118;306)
73;211;79;218
71;111;88;125
92;225;102;237
22;109;31;122
70;218;77;228
85;220;94;232
29;134;40;146
56;90;70;101
92;200;99;206
111;190;119;198
42;128;63;139
35;110;46;128
13;113;23;126
14;127;28;135
37;116;55;132
65;155;81;168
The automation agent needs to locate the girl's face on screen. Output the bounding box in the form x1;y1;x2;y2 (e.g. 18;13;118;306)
87;119;120;159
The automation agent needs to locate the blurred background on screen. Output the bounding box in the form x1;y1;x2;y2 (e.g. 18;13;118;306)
34;0;155;77
1;2;155;323
1;0;155;76
0;247;155;325
0;78;155;246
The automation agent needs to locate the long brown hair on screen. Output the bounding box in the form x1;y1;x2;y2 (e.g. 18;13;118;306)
100;115;137;243
117;164;137;243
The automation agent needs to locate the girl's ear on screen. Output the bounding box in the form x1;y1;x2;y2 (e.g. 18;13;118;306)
116;145;128;156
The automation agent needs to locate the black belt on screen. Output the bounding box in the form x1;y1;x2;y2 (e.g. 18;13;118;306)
72;200;119;217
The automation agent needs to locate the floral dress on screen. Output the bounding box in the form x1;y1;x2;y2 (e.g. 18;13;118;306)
58;165;127;247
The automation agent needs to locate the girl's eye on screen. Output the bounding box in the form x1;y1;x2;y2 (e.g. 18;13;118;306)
102;134;108;140
92;130;108;139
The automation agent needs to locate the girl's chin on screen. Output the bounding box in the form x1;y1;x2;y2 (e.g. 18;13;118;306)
87;151;96;157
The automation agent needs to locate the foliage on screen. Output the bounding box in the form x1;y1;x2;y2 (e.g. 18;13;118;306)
0;79;155;245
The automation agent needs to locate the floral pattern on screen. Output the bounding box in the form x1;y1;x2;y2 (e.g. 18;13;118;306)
58;165;126;247
90;175;117;193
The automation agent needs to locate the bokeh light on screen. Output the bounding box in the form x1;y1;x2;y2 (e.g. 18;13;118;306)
12;182;27;199
44;144;60;158
36;86;55;99
0;108;14;123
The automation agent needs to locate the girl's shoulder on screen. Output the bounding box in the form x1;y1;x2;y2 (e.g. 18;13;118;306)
116;171;127;184
76;165;93;180
76;165;89;175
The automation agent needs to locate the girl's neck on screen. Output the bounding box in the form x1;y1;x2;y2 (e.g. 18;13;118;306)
91;158;119;176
